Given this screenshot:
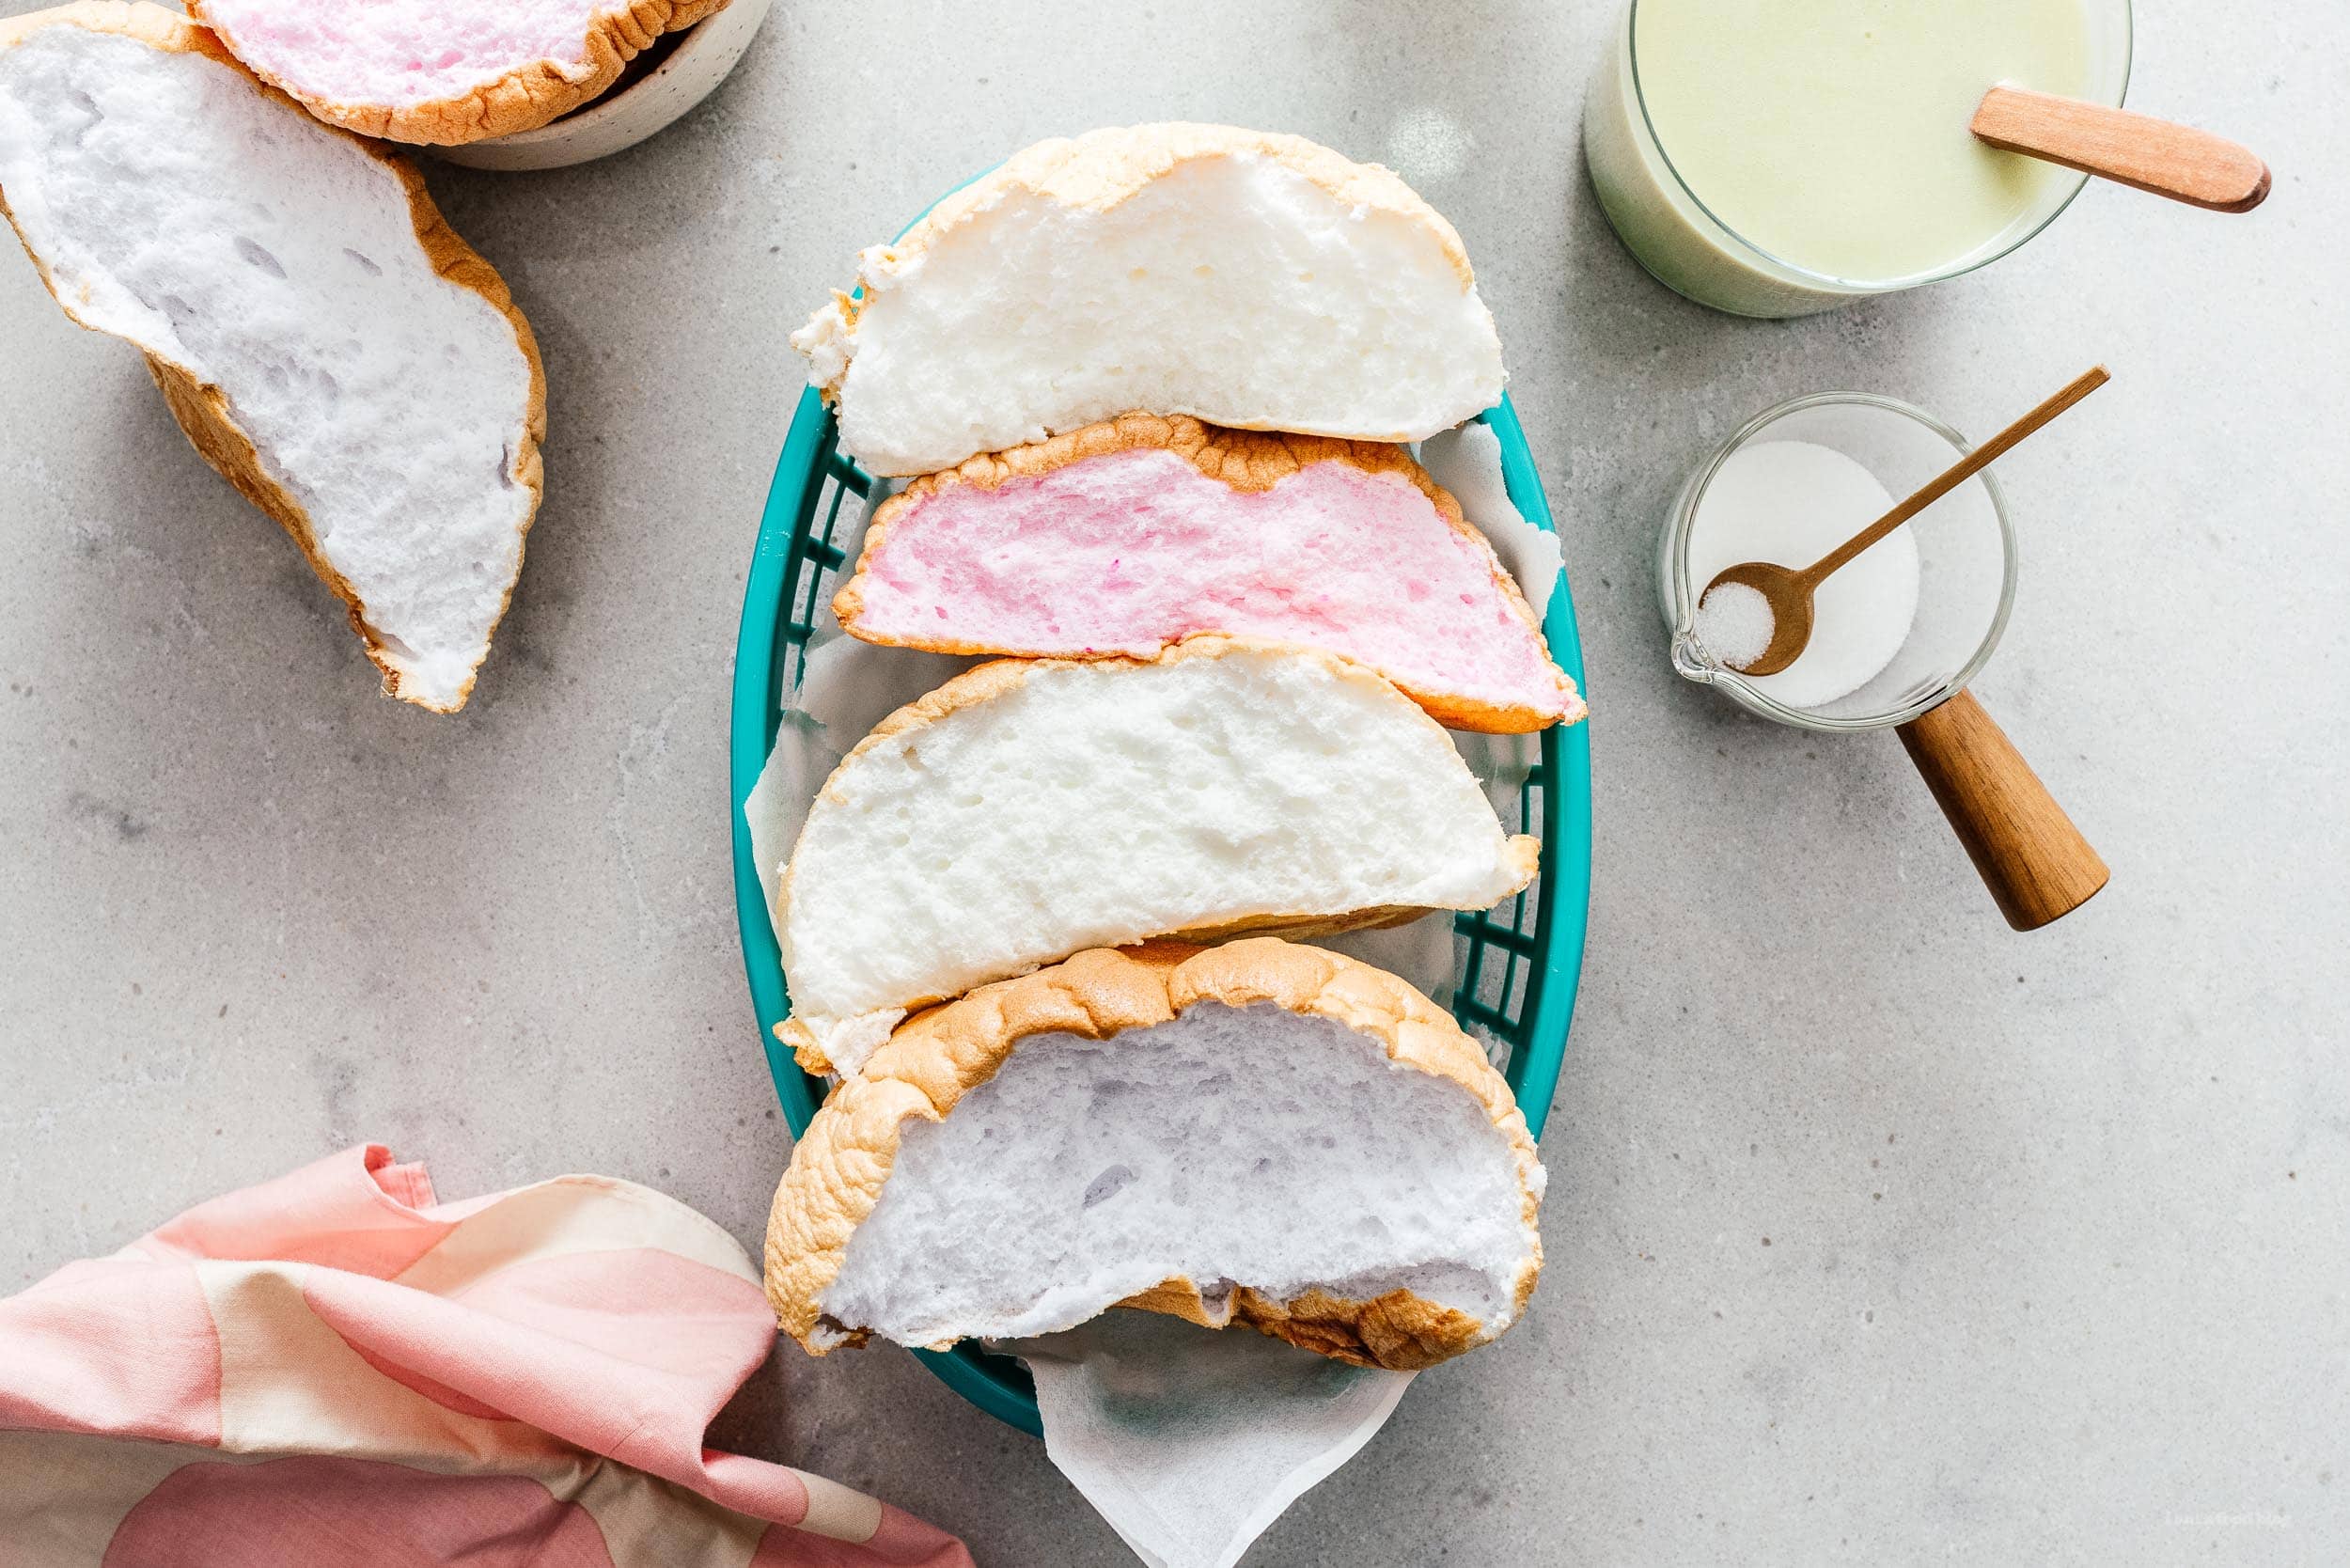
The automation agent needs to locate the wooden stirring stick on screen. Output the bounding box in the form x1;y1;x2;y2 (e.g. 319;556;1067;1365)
1703;365;2109;680
1972;86;2270;212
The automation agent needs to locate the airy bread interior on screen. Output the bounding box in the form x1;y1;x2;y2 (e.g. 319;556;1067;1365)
187;0;730;144
777;638;1539;1076
0;6;543;710
764;941;1546;1371
795;123;1507;476
831;1001;1532;1357
837;415;1582;732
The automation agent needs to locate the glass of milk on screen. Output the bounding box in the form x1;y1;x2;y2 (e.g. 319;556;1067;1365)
1657;393;2016;730
1585;0;2135;317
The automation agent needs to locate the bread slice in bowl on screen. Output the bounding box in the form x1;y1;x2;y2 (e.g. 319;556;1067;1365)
764;939;1545;1371
0;2;544;711
836;414;1584;733
776;635;1540;1077
793;122;1507;476
183;0;731;146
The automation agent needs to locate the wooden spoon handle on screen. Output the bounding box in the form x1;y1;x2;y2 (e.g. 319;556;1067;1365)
1801;366;2107;589
1895;689;2108;931
1971;86;2270;212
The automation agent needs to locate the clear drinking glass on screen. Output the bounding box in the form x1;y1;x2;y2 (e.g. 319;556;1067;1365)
1583;0;2135;318
1657;394;2017;731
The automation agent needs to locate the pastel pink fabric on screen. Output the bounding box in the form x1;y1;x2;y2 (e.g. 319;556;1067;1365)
0;1146;970;1568
852;447;1575;723
102;1458;620;1568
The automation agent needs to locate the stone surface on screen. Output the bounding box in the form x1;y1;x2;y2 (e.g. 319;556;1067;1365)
2;2;2343;1563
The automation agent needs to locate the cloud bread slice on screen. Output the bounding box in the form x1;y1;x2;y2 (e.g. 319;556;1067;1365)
793;122;1508;477
765;939;1546;1371
185;0;732;146
776;636;1541;1078
837;414;1585;733
0;3;544;711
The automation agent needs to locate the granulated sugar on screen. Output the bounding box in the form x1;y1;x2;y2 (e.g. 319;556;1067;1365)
1685;440;1919;709
1693;580;1775;668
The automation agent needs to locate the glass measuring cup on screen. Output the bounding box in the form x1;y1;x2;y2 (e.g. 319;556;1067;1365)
1583;0;2135;318
1657;392;2106;928
1659;393;2015;729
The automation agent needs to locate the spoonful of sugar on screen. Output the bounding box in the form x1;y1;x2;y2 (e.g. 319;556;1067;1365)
1699;365;2109;678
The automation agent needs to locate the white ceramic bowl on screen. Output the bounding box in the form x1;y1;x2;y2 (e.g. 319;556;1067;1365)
436;0;774;172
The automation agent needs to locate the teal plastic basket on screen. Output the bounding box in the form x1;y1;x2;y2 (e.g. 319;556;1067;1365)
729;385;1591;1436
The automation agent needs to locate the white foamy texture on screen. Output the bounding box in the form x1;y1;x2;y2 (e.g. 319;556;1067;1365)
779;645;1534;1074
1693;580;1775;668
800;138;1506;475
194;0;615;108
1685;441;1919;709
0;27;537;709
821;1002;1537;1347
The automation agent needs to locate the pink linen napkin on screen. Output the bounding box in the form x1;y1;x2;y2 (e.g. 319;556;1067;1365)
0;1145;970;1568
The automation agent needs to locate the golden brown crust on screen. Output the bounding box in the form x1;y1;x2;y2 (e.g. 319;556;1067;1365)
1104;1279;1487;1372
864;413;1453;508
772;635;1543;1073
761;939;1544;1371
1233;1288;1489;1372
184;0;733;147
0;2;547;713
832;412;1580;733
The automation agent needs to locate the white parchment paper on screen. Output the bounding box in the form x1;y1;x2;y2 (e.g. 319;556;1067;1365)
1007;1314;1415;1568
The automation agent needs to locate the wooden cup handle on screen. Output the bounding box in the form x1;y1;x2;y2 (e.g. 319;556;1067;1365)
1895;689;2109;931
1971;86;2270;212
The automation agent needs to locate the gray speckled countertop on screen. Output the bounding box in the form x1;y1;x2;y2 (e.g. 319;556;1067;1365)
3;2;2345;1562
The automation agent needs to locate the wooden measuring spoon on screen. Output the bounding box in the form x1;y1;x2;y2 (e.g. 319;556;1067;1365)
1701;365;2109;679
1972;86;2270;212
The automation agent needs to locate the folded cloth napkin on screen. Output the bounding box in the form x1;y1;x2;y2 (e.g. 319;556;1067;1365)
0;1145;970;1568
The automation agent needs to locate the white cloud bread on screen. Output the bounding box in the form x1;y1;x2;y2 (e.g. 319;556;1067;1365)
765;940;1545;1371
776;637;1539;1077
0;3;545;711
794;122;1507;476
